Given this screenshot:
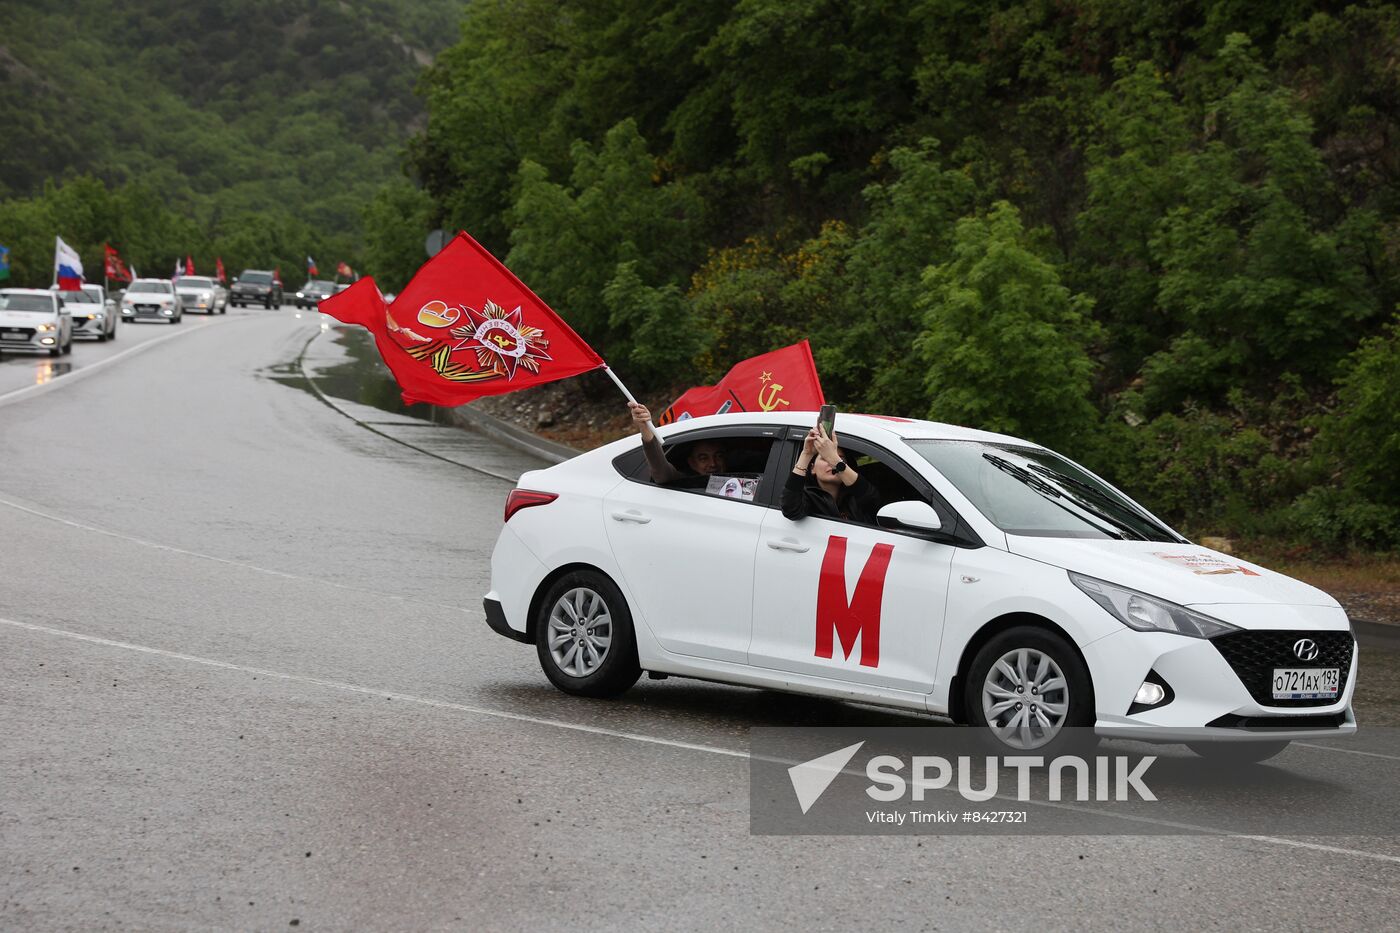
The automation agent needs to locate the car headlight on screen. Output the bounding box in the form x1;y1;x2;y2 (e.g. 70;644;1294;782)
296;291;305;298
36;322;56;332
1069;572;1238;639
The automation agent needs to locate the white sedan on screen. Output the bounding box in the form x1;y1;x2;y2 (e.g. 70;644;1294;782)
484;411;1357;760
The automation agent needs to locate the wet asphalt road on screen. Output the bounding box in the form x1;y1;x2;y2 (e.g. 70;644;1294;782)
2;308;1399;931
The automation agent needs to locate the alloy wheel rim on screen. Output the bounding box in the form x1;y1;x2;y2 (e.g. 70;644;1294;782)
981;647;1070;749
548;587;612;677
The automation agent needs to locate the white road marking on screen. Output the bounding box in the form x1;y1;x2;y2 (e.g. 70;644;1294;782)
5;615;1399;865
0;615;747;760
0;492;471;614
1296;742;1400;762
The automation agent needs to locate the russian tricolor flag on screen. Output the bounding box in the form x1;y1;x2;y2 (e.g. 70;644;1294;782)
54;236;84;290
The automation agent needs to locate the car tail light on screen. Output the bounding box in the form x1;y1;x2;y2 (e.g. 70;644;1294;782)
504;489;557;522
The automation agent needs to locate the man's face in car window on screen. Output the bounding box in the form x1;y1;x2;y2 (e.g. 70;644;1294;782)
686;441;726;476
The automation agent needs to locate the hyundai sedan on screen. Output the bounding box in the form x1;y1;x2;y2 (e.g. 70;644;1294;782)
484;411;1357;760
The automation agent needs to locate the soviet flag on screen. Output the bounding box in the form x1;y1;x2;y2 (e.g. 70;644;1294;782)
659;340;825;424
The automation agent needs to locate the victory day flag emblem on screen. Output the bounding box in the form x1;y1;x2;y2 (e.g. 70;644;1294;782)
319;231;604;406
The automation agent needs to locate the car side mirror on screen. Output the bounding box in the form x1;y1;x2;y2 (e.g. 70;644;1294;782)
876;500;944;537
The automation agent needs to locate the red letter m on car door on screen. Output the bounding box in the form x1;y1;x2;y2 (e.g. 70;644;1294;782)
815;535;894;667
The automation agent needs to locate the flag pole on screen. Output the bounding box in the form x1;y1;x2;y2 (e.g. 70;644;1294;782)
602;364;657;431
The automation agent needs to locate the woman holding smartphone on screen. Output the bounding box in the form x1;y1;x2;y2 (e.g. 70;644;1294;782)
782;424;880;524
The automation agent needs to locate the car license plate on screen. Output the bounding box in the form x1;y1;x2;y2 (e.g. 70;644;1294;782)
1272;668;1339;700
1;329;26;339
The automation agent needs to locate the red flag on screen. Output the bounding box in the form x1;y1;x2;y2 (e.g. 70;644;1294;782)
273;265;282;284
186;255;196;275
659;340;824;424
103;244;131;282
337;261;354;277
216;257;227;283
319;231;604;406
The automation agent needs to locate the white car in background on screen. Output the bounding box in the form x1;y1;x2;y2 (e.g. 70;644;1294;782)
484;411;1357;762
175;275;226;315
51;284;118;341
0;288;72;356
121;279;183;323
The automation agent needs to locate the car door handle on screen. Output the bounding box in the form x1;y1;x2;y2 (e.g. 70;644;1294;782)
766;538;810;553
610;510;652;524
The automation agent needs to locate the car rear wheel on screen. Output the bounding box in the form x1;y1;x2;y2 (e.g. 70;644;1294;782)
965;625;1095;754
1188;741;1289;764
535;571;641;698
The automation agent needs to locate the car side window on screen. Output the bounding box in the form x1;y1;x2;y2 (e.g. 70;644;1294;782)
612;429;785;505
783;434;963;537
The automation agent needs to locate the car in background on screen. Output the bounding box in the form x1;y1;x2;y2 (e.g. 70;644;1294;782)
120;279;184;323
175;275;226;315
295;279;337;308
230;270;283;309
0;288;73;356
51;284;118;341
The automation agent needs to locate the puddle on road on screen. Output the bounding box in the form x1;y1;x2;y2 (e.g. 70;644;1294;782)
265;324;455;425
0;354;74;386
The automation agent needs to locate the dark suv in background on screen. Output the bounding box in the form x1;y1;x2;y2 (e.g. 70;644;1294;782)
230;270;284;309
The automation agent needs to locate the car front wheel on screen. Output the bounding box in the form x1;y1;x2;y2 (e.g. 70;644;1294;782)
965;625;1095;754
535;571;641;698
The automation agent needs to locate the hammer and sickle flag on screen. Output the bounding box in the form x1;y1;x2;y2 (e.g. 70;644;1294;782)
659;340;825;424
320;232;604;406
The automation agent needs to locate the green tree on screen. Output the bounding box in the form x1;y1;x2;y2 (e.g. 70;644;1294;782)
915;202;1100;451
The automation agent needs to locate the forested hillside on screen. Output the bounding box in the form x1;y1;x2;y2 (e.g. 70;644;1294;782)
2;0;1397;552
0;0;458;279
394;0;1400;552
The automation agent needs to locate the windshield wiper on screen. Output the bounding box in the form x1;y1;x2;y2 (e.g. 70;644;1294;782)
981;453;1143;541
1021;462;1170;541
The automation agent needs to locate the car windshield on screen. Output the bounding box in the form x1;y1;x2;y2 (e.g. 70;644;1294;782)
179;277;214;288
307;280;334;290
59;290;97;303
241;272;272;284
908;440;1181;541
0;293;54;312
130;281;173;294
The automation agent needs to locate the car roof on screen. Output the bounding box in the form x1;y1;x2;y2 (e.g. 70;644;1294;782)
1;287;56;297
131;278;171;284
655;410;1042;449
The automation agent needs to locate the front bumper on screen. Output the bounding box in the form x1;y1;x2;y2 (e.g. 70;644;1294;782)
0;330;58;350
71;317;108;336
122;304;177;319
1084;624;1359;742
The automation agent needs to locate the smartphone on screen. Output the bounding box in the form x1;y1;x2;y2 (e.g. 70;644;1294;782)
817;403;836;439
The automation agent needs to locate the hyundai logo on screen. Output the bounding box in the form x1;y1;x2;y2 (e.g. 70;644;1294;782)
1293;638;1320;662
